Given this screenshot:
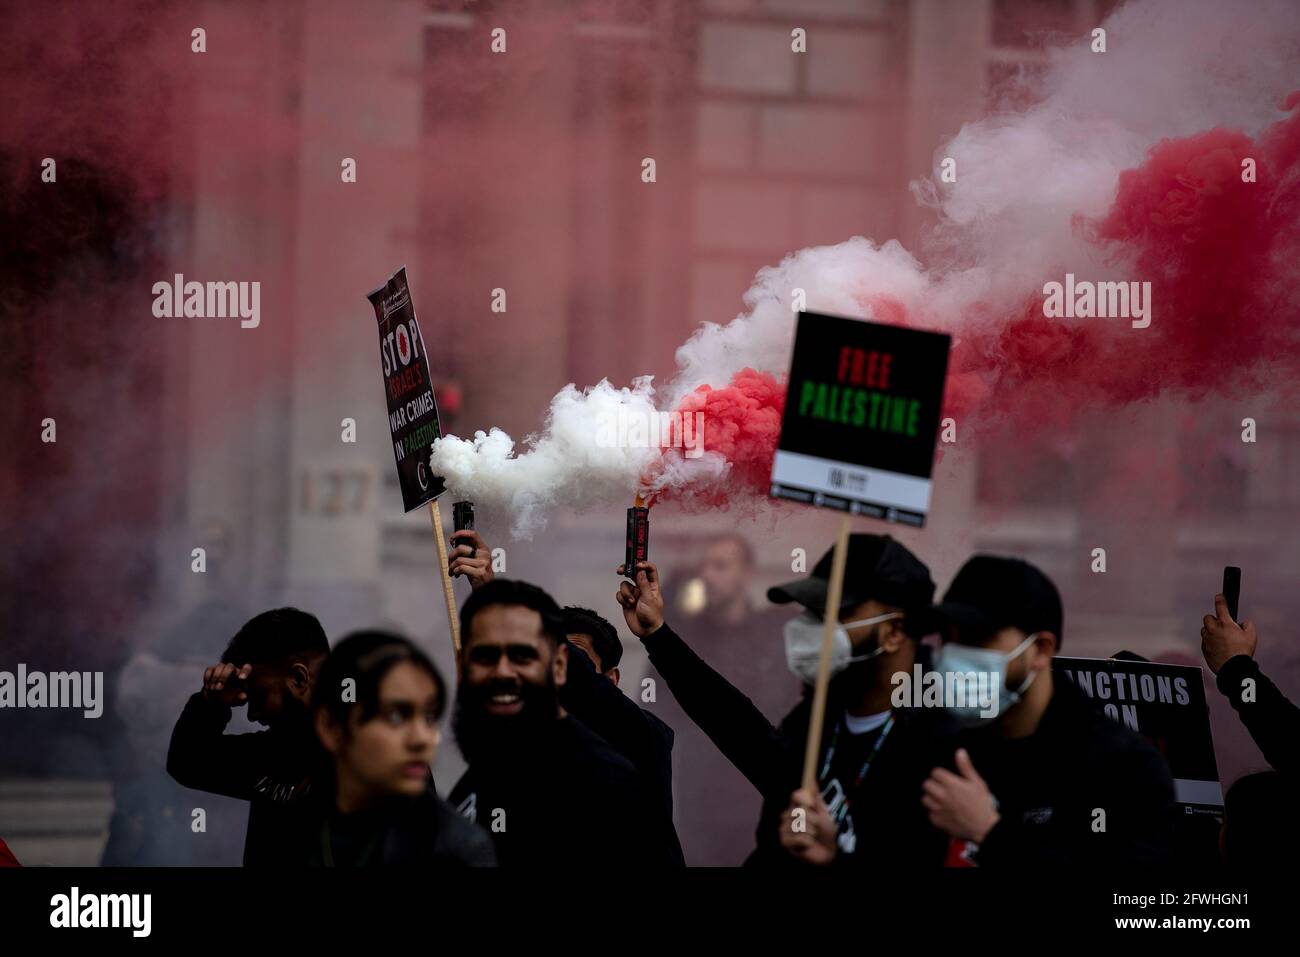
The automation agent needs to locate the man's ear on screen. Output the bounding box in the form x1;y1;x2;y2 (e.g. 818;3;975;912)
288;661;313;700
552;642;569;688
1032;632;1059;668
315;708;342;757
880;617;909;654
606;666;621;688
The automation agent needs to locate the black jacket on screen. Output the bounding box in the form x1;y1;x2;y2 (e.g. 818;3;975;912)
642;622;1177;867
640;621;943;867
1216;654;1300;775
448;714;680;867
166;692;327;866
265;784;496;867
558;641;685;864
942;676;1178;868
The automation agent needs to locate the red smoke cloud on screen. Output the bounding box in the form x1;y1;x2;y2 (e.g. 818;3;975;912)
647;368;785;507
675;96;1300;500
950;95;1300;424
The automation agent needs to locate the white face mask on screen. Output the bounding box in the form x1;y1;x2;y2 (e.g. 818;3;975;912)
784;610;902;685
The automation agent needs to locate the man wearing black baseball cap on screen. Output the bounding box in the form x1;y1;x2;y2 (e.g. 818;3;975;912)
616;533;943;866
912;555;1177;867
766;534;935;623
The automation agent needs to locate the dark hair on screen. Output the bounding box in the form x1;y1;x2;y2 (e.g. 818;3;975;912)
561;606;623;671
222;607;329;668
313;630;446;729
1223;771;1300;867
459;579;565;647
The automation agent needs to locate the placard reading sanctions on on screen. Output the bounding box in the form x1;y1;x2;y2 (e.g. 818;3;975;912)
1055;656;1222;814
770;311;950;526
366;266;445;511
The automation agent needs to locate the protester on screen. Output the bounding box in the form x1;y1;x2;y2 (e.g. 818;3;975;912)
265;631;495;866
616;534;942;867
912;556;1179;866
561;605;684;864
1201;592;1300;775
784;556;1177;867
447;579;679;866
446;529;683;861
166;607;331;866
652;533;799;865
563;605;625;685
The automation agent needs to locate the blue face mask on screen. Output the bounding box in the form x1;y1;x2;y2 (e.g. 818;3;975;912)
931;633;1040;726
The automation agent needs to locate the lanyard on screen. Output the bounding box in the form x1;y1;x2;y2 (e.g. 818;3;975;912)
818;713;895;793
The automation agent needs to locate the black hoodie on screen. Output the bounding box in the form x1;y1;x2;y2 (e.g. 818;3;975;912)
166;692;327;866
448;714;680;867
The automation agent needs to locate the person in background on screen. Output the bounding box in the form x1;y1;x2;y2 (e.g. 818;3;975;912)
653;533;798;865
1201;592;1300;775
560;605;683;864
563;605;624;686
272;631;495;867
166;607;330;866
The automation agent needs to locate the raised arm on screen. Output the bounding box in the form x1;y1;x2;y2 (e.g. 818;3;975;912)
166;663;270;801
1203;592;1300;774
617;561;788;795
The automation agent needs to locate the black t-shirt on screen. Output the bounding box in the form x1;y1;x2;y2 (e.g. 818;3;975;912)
166;692;327;866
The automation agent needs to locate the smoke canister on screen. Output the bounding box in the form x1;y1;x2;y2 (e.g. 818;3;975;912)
624;499;649;580
453;500;474;532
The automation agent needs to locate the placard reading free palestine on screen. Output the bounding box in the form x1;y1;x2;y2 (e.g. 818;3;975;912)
770;312;951;527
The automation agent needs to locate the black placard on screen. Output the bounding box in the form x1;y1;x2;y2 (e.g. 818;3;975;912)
366;266;445;511
1055;657;1222;814
769;311;951;526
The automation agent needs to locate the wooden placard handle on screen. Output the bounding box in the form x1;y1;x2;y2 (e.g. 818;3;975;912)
801;512;852;792
428;500;462;660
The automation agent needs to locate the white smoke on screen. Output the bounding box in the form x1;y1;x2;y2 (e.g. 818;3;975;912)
432;0;1300;538
433;379;663;538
